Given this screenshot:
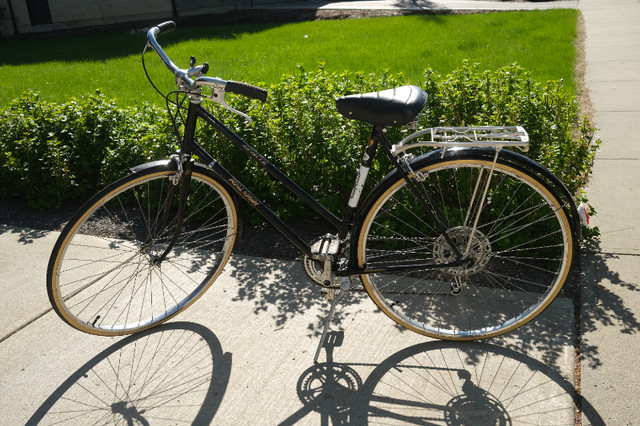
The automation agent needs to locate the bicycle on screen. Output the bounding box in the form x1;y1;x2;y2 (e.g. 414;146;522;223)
47;21;587;361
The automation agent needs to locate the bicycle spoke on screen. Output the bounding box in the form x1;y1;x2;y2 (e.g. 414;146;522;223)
358;156;571;339
49;170;237;335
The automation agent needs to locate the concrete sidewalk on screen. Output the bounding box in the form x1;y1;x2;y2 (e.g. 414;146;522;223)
0;0;638;424
0;225;578;424
255;0;579;12
579;0;640;424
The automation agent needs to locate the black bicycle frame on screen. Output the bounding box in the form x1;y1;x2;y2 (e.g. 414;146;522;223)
176;101;466;275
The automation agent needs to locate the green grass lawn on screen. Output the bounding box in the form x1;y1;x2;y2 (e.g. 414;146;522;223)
0;10;578;108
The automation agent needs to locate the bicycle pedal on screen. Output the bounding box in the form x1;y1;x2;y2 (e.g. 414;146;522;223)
310;234;340;261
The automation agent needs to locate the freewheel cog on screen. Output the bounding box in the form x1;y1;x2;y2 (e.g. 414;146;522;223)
433;226;492;277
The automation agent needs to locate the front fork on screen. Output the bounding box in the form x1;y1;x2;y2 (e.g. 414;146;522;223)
152;154;193;266
153;101;199;266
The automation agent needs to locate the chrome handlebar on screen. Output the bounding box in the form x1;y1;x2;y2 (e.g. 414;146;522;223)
146;21;268;122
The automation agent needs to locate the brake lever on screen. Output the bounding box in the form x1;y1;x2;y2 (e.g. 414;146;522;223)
207;83;253;125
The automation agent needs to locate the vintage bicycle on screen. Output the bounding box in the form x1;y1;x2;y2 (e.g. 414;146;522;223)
47;22;586;361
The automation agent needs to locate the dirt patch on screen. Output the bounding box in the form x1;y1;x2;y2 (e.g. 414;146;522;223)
575;12;595;121
0;197;332;260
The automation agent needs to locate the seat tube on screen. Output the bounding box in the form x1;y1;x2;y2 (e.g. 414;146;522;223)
339;126;380;238
347;131;379;209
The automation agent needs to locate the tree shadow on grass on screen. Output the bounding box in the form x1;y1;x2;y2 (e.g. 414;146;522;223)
0;5;457;67
0;18;297;66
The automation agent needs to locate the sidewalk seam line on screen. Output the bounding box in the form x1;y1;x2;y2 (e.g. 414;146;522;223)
0;307;53;344
582;250;640;256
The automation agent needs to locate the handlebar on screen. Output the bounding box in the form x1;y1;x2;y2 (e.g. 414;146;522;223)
146;21;268;104
156;21;176;36
226;81;268;103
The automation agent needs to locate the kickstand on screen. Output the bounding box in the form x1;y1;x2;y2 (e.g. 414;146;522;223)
314;277;351;364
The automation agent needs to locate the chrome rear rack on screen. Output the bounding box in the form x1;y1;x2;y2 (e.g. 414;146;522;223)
392;126;529;155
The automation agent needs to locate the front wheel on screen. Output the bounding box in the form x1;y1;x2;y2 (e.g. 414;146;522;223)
354;151;574;340
47;164;238;336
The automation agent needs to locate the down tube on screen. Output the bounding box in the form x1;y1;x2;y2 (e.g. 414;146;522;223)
204;158;314;257
196;105;342;230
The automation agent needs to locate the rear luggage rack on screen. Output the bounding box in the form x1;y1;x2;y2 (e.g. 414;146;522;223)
392;126;530;155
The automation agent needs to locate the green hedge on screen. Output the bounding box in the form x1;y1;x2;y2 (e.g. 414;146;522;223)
0;91;176;210
0;62;599;223
194;65;408;221
422;62;598;197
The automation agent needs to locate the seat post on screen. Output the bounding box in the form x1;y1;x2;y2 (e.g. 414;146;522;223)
338;125;382;239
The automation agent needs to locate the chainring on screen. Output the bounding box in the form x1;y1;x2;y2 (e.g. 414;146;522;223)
303;255;341;288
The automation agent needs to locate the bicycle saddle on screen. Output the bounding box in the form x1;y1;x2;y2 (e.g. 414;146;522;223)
335;85;428;126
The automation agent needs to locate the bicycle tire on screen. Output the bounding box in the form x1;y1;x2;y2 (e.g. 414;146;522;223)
353;149;573;340
47;164;238;336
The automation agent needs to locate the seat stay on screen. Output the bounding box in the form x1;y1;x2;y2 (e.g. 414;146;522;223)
375;129;467;261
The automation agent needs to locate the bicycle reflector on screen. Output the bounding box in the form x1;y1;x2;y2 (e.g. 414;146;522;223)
577;202;590;226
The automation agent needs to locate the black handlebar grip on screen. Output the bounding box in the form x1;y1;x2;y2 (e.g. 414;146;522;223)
156;21;176;36
226;81;268;103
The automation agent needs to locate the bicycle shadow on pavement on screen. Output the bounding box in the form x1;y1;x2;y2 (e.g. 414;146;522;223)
25;322;231;425
282;335;605;425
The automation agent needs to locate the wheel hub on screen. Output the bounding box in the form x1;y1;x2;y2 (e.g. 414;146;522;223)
433;226;492;277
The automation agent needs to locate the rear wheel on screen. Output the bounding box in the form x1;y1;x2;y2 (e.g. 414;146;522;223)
47;166;238;335
355;153;573;340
